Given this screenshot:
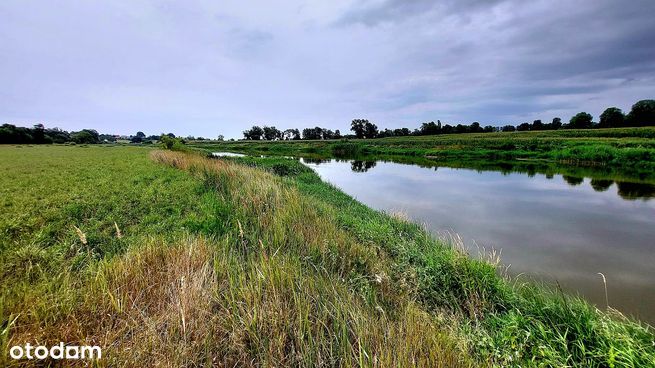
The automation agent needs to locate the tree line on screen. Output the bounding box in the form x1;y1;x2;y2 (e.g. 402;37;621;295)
242;99;654;140
0;124;181;145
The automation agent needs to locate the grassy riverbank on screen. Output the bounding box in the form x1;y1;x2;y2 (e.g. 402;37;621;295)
193;127;655;181
1;145;654;367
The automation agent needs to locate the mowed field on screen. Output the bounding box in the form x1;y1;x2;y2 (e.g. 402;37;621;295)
1;145;654;367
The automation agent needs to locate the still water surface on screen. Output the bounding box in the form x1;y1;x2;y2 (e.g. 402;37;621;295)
301;158;655;324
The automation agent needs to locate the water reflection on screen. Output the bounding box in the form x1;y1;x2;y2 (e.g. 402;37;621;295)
351;160;377;173
301;157;655;323
616;181;655;200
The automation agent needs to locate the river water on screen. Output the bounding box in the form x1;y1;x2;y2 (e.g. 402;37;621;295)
300;158;655;324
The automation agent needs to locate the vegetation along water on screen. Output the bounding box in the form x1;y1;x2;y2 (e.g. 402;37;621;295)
3;144;653;367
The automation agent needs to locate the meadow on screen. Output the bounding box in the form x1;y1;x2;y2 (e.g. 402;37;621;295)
1;145;654;367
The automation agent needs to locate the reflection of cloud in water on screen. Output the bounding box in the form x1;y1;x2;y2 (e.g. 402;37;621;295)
303;158;655;322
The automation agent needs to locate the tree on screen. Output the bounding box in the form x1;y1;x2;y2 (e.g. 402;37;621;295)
626;99;655;126
454;124;468;134
351;119;367;139
131;131;145;143
419;121;440;135
334;129;342;139
483;125;496;133
262;126;282;140
302;127;323;140
393;128;411;136
243;126;264;140
160;135;184;150
363;121;378;138
32;124;47;143
501;125;516;132
71;129;100;144
45;127;70;143
550;117;562;130
469;122;483;133
323;129;336;139
599;107;625;128
217;135;224;141
283;129;300;140
531;120;544;130
516;122;531;131
568;112;593;129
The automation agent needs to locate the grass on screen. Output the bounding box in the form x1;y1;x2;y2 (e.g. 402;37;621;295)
1;145;653;367
192;127;655;182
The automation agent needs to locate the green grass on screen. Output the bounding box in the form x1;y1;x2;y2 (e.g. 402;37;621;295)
192;127;655;182
1;145;653;367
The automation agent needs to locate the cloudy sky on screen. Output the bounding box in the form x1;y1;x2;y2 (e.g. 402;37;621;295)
1;0;653;138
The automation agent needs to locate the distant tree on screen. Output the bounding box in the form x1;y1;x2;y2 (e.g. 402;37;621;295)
323;129;336;139
501;125;516;132
217;135;224;141
363;121;378;138
0;124;31;144
393;127;411;136
131;131;146;143
334;129;342;139
71;129;100;144
454;124;468;134
283;128;301;140
166;133;176;138
302;127;323;140
517;122;531;131
351;119;367;138
626;99;655;126
243;126;264;140
599;107;625;128
377;128;394;138
550;117;562;130
99;134;117;142
469;122;483;133
262;126;282;140
31;124;47;143
419;121;441;135
483;125;496;133
531;120;544;131
441;124;454;134
45;127;70;143
568;112;594;129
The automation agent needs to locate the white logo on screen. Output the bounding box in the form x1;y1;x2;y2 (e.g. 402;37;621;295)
9;342;101;360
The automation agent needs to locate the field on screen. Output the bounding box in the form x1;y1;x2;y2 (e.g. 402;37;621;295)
1;145;654;367
192;127;655;182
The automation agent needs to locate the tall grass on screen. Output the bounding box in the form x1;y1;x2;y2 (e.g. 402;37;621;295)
1;146;470;367
2;146;653;366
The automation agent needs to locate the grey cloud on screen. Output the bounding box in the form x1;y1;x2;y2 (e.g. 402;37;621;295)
0;0;653;137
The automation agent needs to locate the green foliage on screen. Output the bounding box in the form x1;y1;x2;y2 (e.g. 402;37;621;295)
627;99;655;126
569;112;594;129
599;107;625;128
159;134;185;150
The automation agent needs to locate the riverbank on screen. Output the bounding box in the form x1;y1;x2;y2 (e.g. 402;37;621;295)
192;127;655;182
1;146;653;367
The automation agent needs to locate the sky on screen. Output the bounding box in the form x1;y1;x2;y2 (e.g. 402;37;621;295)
1;0;653;139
